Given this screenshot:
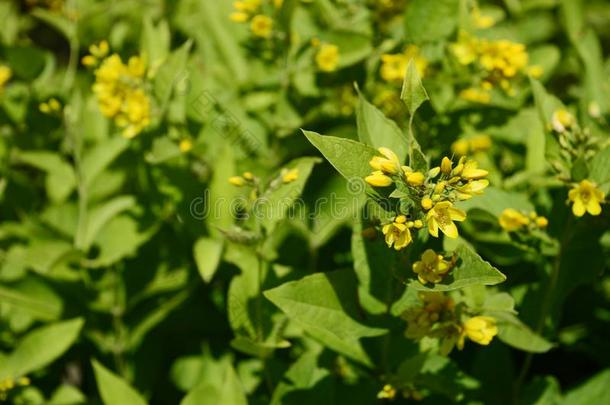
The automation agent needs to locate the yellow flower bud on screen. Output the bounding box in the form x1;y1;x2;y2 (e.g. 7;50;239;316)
413;219;423;229
407;171;425;186
365;171;392;187
229;176;245;186
441;157;452;174
536;216;548;228
421;197;433;210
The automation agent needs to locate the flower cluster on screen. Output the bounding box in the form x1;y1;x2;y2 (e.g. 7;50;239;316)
0;65;11;93
364;147;489;246
0;376;30;401
412;249;456;285
402;292;456;340
568;180;605;217
402;292;499;353
380;45;427;83
230;0;282;39
451;31;542;102
83;41;151;139
499;208;548;232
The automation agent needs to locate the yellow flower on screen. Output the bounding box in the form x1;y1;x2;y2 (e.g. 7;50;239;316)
498;208;530;232
229;176;246;186
472;7;495;29
551;109;574;133
250;14;273;38
380;45;427;83
460;87;491;104
412;249;453;284
369;147;401;174
426;201;467;239
230;12;250;22
460;159;488;180
469;134;492;152
365;170;392;187
316;44;339;72
458;316;498;349
273;0;284;8
234;0;261;12
179;138;193;153
89;40;109;58
382;215;412;250
568;180;605;217
0;65;11;90
536;216;548;228
377;384;396;400
527;65;544;78
281;168;299;183
451;139;470;156
451;31;479;65
456;179;489;200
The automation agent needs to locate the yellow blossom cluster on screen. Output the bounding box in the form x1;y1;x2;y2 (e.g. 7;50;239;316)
83;41;151;139
364;148;489;245
402;292;499;351
229;167;298;190
402;292;456;340
230;1;280;38
499;208;548;232
451;135;492;156
0;65;12;93
380;45;427;83
451;31;543;102
0;376;30;401
412;249;456;285
568;180;605;217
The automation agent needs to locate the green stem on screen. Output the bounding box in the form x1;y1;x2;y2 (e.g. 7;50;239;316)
513;216;573;401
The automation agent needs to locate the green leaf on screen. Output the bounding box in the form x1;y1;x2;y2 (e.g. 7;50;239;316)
154;40;193;107
0;318;84;379
302;130;377;180
590;146;610;191
81;137;129;189
15;151;76;203
208;144;238;238
92;360;148;405
193;238;224;283
80;196;137;251
495;313;553;353
264;270;387;366
409;245;506;292
563;369;610;405
180;363;247;405
401;59;429;116
259;157;319;232
0;277;63;321
404;0;458;44
456;187;534;217
5;46;47;80
141;17;171;70
356;91;408;162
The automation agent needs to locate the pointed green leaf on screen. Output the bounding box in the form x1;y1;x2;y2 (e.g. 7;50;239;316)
193;237;224;283
564;369;610;405
302;130;377;180
494;313;553;353
356;91;408;162
92;360;148;405
409;245;506;291
0;318;84;379
401;59;429;116
264;270;387;366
